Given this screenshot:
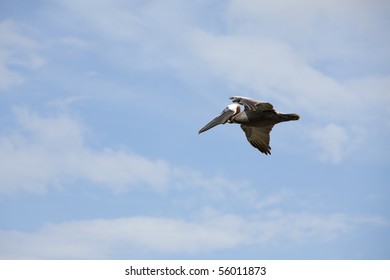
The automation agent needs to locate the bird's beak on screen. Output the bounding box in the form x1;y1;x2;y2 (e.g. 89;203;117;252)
198;108;235;134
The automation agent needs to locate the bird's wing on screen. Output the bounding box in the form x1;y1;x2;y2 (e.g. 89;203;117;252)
240;125;273;155
230;96;274;111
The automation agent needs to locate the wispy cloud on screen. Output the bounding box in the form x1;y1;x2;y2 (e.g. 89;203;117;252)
311;124;367;164
0;108;171;193
53;36;90;50
189;31;352;112
44;0;390;129
0;107;245;195
0;20;46;90
0;212;386;259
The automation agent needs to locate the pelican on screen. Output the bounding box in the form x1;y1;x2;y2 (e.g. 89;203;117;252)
198;96;300;155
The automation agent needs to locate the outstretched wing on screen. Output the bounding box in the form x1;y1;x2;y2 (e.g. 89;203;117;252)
240;125;273;155
230;96;274;111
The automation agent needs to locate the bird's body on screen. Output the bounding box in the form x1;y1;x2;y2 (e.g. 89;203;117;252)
198;96;300;155
231;108;297;126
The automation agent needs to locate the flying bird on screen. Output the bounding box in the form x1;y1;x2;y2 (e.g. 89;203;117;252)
198;96;300;155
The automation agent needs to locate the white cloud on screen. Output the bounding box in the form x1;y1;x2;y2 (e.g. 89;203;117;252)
346;76;390;124
0;212;385;259
311;124;367;164
0;20;38;49
0;107;243;194
55;0;187;45
49;0;389;126
189;30;374;119
0;215;244;259
0;108;168;193
54;36;90;49
227;0;390;47
0;54;24;90
312;124;349;164
0;20;45;91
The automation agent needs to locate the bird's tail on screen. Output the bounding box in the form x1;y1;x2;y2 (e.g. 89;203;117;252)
279;113;300;122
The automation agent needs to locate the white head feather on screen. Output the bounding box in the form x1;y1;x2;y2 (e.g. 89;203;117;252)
227;103;240;114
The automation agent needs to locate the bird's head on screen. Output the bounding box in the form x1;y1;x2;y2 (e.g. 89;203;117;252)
226;104;240;123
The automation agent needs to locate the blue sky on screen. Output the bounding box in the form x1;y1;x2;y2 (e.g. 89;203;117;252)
0;0;389;259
